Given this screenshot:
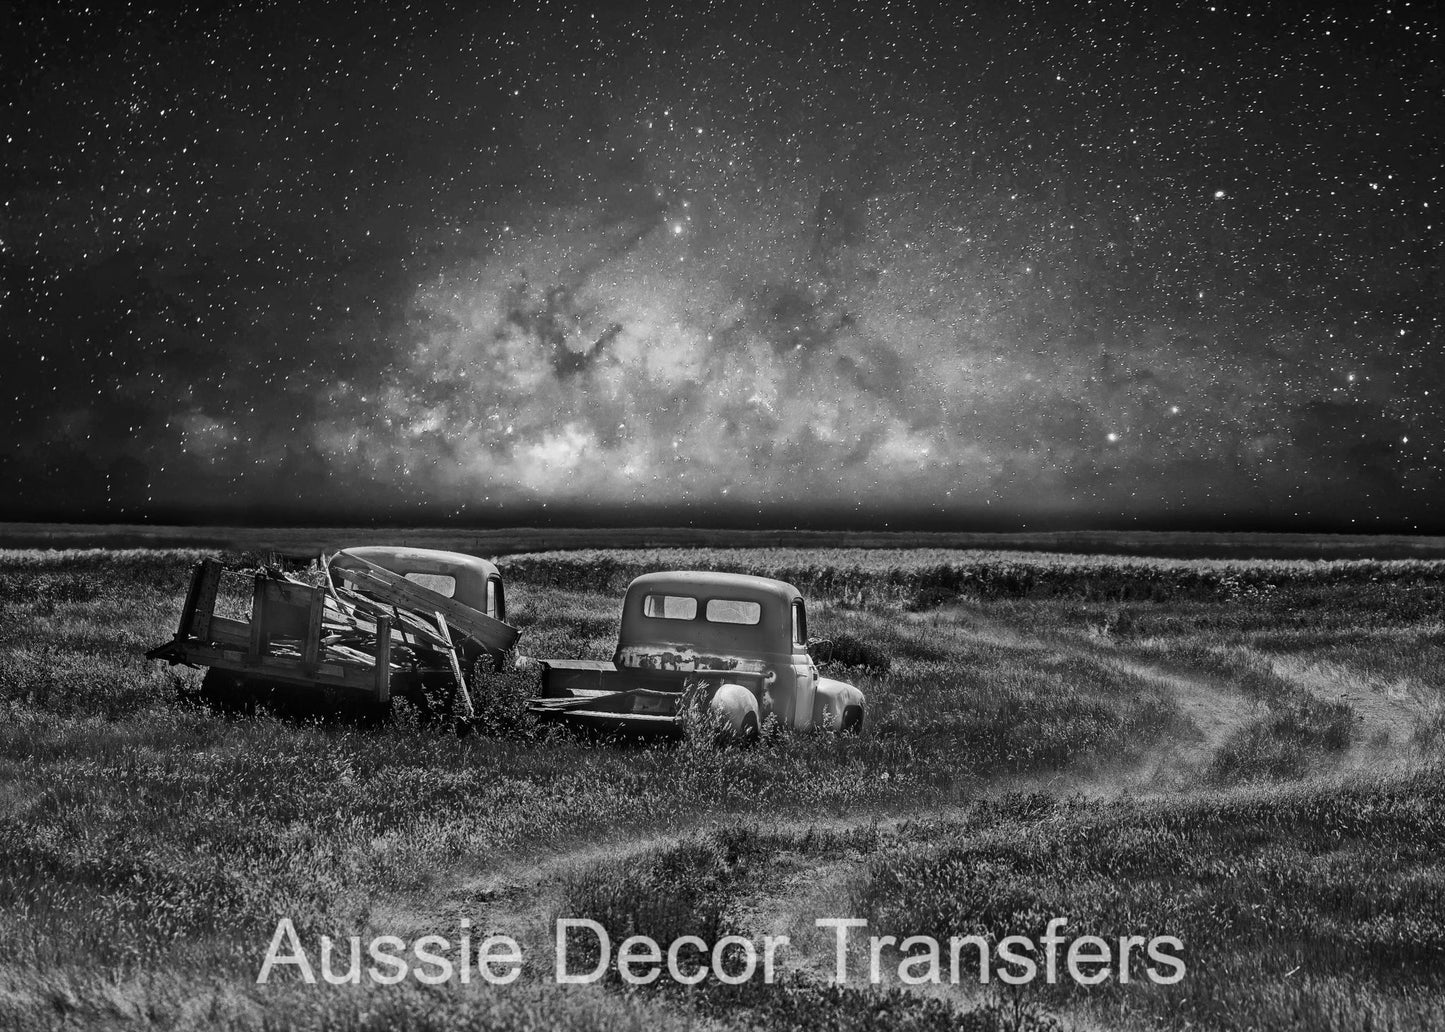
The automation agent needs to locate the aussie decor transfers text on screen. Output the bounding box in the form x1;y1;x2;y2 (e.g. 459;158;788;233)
257;917;1186;987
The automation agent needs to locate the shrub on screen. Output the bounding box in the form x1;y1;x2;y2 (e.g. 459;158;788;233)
814;632;892;673
469;663;541;739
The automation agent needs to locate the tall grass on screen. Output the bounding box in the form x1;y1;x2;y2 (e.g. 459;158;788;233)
0;546;1440;1030
560;826;1061;1031
853;769;1445;1031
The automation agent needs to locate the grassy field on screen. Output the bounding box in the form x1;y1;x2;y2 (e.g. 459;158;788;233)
1;545;1443;1030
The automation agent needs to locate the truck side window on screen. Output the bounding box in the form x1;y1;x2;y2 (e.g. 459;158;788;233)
487;577;505;620
792;599;806;645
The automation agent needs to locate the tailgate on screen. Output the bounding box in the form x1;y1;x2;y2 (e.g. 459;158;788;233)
539;659;633;696
530;659;688;727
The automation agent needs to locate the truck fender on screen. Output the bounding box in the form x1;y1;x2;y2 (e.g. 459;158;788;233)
708;682;761;743
813;677;865;734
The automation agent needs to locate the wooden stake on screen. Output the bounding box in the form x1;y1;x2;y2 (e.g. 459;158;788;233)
375;615;392;703
434;612;474;717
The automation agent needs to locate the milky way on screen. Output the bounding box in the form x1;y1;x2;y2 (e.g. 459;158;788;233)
4;2;1440;529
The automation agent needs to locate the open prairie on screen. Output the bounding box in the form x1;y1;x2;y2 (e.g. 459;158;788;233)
2;544;1443;1031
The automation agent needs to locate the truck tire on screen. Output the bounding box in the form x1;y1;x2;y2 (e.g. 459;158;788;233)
197;668;260;714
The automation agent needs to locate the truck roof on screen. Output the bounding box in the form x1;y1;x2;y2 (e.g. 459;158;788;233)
330;546;501;615
617;570;804;660
332;546;500;581
625;570;801;604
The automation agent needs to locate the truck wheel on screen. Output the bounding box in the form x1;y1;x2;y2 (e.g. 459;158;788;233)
839;704;864;735
197;668;257;714
711;710;759;747
707;683;760;746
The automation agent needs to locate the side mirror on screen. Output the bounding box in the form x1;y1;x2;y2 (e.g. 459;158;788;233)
805;637;833;664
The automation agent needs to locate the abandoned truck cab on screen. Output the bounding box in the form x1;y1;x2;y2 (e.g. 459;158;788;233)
329;546;506;622
329;546;509;672
530;570;865;739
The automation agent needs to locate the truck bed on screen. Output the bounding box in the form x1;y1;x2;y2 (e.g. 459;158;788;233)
147;559;399;700
527;659;768;734
147;557;506;711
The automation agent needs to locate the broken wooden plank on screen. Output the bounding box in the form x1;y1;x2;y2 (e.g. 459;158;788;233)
334;582;388;614
334;582;409;621
396;607;450;648
322;605;448;651
328;644;377;667
434;612;474;717
318;550;361;621
336;555;518;653
332;583;452;648
338;590;444;645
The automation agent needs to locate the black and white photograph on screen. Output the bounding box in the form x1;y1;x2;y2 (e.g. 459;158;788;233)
3;1;1442;1029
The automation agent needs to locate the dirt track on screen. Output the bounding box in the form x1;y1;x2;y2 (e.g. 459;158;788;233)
375;606;1441;1032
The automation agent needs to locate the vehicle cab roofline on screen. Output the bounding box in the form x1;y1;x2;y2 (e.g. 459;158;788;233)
624;570;801;604
330;546;504;619
332;546;501;581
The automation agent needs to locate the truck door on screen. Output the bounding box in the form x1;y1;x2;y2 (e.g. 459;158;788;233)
790;598;817;730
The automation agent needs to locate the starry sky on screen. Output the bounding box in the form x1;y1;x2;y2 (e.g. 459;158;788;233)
4;1;1441;530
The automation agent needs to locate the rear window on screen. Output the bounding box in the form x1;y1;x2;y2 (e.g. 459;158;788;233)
403;572;456;598
643;594;697;619
706;599;761;625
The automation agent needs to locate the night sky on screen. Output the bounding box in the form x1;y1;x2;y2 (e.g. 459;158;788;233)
4;1;1441;531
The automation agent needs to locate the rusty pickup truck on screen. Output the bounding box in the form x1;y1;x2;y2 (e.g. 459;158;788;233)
527;570;865;739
